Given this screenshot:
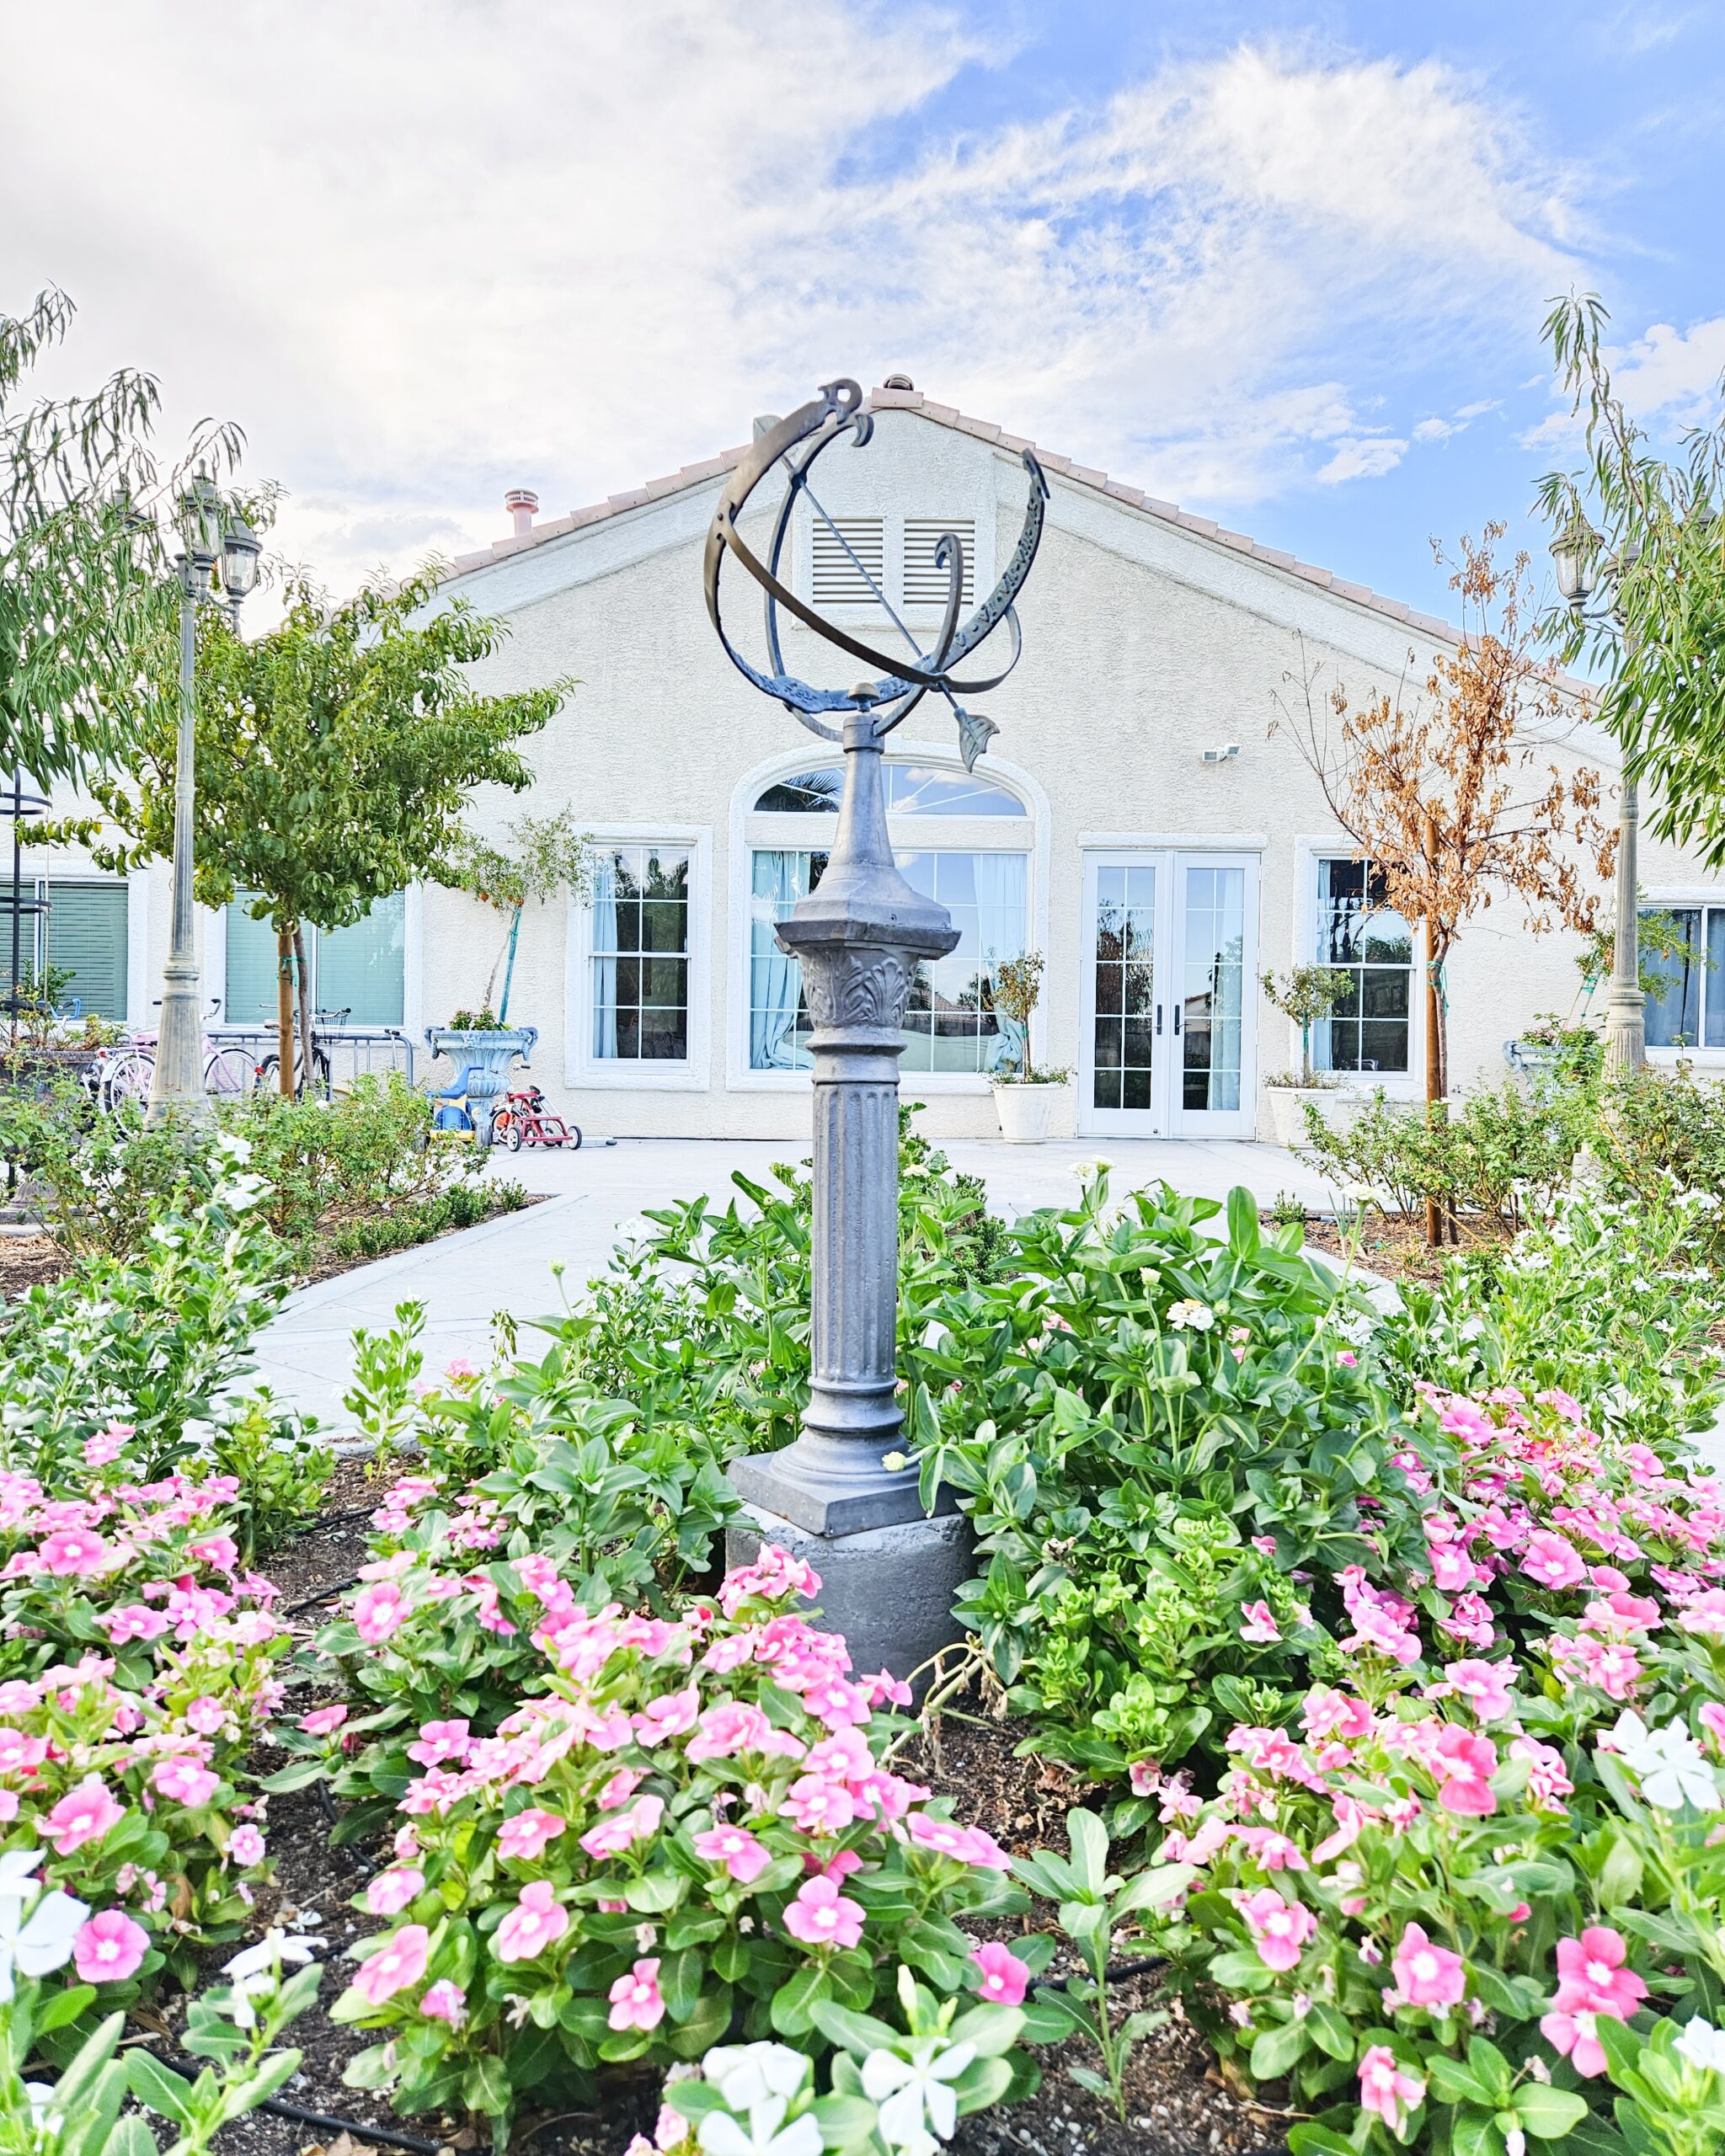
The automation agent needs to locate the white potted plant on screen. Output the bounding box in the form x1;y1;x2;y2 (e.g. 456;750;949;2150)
1260;965;1357;1148
989;952;1069;1145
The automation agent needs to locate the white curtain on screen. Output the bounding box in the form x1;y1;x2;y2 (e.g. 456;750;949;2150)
974;851;1028;1072
590;856;618;1059
750;851;807;1068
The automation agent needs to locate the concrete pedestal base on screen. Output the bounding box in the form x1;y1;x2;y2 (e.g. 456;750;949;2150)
726;1503;974;1690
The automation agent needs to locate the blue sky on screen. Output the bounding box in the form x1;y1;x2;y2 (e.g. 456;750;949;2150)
3;1;1721;622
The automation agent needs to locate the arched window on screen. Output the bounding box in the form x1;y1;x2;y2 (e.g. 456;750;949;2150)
745;758;1031;1076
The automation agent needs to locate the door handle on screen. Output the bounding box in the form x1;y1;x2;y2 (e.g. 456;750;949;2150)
1156;1004;1163;1034
1173;1004;1182;1036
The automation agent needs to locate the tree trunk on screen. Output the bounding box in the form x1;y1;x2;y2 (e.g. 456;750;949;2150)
275;928;296;1099
292;923;314;1097
1423;923;1447;1248
497;905;524;1026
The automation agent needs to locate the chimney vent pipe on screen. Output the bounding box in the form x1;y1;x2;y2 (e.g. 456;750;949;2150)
505;488;538;537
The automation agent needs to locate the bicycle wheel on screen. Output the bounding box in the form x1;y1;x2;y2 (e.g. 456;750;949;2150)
496;1113;522;1152
104;1051;153;1111
310;1048;333;1101
204;1046;255;1099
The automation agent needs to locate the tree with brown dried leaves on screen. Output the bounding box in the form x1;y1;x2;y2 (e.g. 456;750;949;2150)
1274;526;1616;1242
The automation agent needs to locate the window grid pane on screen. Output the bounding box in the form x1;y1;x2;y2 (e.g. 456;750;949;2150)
1642;905;1705;1049
1092;864;1156;1110
1316;858;1413;1074
749;847;1026;1073
592;848;689;1061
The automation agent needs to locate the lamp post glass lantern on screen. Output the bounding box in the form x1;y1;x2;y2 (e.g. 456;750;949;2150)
703;376;1047;1676
1549;526;1645;1075
146;474;256;1126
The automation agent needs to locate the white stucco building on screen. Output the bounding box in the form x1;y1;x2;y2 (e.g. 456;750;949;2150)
13;382;1725;1141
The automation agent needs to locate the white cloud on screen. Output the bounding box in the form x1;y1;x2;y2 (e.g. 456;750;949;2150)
1610;318;1725;423
0;6;1586;593
1316;437;1410;483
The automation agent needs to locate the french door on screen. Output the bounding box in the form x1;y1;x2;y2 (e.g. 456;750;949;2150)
1078;851;1258;1138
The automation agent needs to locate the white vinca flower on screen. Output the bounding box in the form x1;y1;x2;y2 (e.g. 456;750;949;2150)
697;2100;820;2156
0;1854;88;2002
1605;1712;1722;1813
701;2045;810;2112
862;2040;977;2149
1675;2017;1725;2073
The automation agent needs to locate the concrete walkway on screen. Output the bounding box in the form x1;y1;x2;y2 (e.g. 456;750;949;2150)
252;1134;1346;1430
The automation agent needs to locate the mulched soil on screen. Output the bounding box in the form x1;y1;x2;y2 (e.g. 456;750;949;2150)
1300;1209;1509;1284
174;1482;1285;2156
0;1231;75;1294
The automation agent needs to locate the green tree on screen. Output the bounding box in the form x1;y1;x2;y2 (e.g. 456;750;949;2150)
81;568;569;1090
449;805;593;1023
1537;292;1725;862
1;286;241;787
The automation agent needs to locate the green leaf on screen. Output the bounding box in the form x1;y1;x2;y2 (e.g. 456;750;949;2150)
809;2000;902;2058
462;2053;512;2122
36;1983;97;2032
126;2052;195;2125
1250;2017;1308;2080
1286;2127;1359;2156
1450;2106;1505;2156
770;1962;831;2037
1228;1186;1261;1259
1114;1863;1195;1918
1066;1809;1109;1897
1512;2085;1590;2140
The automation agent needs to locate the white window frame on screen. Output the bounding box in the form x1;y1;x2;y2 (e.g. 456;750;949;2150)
565;826;712;1091
1640;888;1725;1069
728;742;1048;1094
1293;839;1423;1097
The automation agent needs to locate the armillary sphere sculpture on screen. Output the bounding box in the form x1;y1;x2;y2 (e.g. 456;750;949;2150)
703;376;1047;1679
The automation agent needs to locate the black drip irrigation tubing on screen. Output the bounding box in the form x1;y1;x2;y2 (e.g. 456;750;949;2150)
286;1574;361;1617
129;2046;443;2153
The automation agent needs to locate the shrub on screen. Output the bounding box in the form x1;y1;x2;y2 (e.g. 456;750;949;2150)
1297;1083;1583;1235
907;1177;1423;1789
0;1139;292;1485
1377;1187;1725;1455
559;1113;1010;1454
320;1546;1028;2143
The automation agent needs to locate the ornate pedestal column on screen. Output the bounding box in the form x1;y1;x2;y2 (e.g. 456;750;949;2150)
726;711;973;1679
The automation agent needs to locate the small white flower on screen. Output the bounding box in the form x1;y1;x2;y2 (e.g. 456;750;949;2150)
222;1929;325;1983
1166;1299;1215;1332
1605;1712;1721;1812
0;1879;88;2002
702;2044;809;2111
862;2040;977;2148
1675;2016;1725;2074
697;2100;821;2156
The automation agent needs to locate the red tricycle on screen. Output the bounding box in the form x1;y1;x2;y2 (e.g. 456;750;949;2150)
489;1085;581;1151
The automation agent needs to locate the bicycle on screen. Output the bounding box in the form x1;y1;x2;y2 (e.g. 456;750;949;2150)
90;1002;259;1113
256;1006;348;1101
489;1084;581;1151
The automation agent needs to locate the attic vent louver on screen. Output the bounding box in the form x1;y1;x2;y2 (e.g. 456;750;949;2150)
810;516;885;606
903;519;975;607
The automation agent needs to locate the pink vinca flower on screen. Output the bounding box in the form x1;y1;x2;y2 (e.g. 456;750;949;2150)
72;1909;149;1984
44;1778;125;1854
1237;1888;1316;1973
578;1793;664;1860
1551;1928;1648;2020
228;1825;266;1868
693;1825;772;1884
1444;1659;1517;1722
420;1978;466;2025
1391;1923;1466;2010
633;1685;700;1744
1238;1601;1281;1645
494;1880;569;1963
407;1719;471;1767
971;1940;1030;2005
1433;1726;1498;1817
780;1774;857;1836
499;1808;567;1861
352;1580;408;1645
153;1758;219;1807
351;1924;430;2006
905;1814;1012;1869
782;1875;865;1951
607;1956;665;2031
1358;2046;1424;2130
366;1867;425;1917
37;1529;109;1577
299;1704;349;1737
1521;1531;1586;1592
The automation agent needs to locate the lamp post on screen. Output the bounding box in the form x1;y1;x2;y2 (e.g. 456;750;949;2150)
702;378;1047;1681
1549;526;1643;1075
145;472;260;1126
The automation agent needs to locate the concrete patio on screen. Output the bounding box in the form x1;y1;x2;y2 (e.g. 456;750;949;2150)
252;1134;1348;1430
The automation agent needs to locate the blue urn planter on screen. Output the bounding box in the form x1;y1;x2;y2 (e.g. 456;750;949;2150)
425;1026;538;1147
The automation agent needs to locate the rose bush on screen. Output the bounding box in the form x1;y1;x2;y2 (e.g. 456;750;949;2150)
322;1546;1028;2143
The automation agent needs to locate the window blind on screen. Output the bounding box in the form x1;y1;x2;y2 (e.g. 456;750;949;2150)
44;882;128;1019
